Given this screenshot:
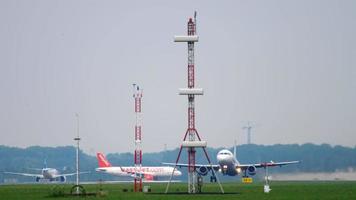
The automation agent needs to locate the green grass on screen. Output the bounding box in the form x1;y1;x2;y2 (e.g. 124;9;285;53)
0;181;355;200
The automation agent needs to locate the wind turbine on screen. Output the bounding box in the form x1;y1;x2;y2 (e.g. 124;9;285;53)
242;121;255;145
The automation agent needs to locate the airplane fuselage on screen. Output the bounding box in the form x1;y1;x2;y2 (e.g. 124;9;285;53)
217;149;240;176
96;166;181;178
42;168;59;179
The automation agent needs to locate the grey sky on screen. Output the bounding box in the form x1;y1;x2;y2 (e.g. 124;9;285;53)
0;0;355;154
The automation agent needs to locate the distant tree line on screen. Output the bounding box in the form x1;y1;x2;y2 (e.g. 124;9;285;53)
1;143;356;183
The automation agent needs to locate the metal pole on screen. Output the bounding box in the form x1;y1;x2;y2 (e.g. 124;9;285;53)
74;113;80;194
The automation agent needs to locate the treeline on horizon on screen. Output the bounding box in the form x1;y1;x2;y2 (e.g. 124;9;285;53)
1;143;356;182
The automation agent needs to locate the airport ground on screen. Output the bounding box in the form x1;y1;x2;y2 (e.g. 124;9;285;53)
0;181;355;200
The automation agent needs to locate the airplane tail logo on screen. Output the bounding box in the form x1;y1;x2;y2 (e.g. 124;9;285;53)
97;153;112;168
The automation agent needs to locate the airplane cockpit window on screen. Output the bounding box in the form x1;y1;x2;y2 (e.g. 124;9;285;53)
219;151;231;155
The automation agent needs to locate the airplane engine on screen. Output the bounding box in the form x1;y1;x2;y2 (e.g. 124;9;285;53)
59;176;66;182
35;177;41;182
197;166;209;176
247;166;256;176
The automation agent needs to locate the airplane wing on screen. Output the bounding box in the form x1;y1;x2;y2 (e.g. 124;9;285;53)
142;180;182;183
53;171;91;178
162;161;299;171
133;171;154;176
122;171;164;181
106;168;155;177
81;180;182;184
238;161;300;169
4;172;43;178
162;162;220;171
27;168;43;171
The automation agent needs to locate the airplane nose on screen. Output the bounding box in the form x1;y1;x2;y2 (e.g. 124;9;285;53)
217;155;224;162
176;170;182;176
217;155;232;163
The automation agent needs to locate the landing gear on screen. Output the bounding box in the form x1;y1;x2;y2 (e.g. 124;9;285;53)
210;175;217;183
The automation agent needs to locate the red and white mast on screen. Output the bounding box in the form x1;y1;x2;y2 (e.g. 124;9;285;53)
165;12;224;194
133;84;143;192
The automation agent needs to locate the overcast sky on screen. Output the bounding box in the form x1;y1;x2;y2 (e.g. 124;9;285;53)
0;0;355;155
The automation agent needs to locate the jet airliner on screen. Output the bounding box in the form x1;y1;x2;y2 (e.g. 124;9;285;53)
4;167;87;182
164;146;299;182
95;153;182;181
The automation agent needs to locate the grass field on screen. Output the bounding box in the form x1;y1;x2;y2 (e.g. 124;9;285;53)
0;181;355;200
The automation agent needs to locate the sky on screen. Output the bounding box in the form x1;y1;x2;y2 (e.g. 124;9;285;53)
0;0;355;155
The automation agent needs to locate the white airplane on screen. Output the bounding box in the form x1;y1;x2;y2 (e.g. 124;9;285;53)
95;153;182;181
4;166;87;182
164;146;299;182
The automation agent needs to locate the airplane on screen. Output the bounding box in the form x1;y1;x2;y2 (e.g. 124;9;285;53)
95;153;182;181
163;145;299;182
4;161;89;182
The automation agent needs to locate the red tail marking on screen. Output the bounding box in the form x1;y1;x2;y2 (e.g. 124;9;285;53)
97;153;112;167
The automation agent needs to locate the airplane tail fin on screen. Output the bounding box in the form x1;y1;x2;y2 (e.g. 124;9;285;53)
234;140;237;159
97;153;112;168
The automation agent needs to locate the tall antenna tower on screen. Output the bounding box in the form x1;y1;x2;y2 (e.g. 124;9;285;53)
166;12;224;194
133;84;143;192
242;121;254;144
